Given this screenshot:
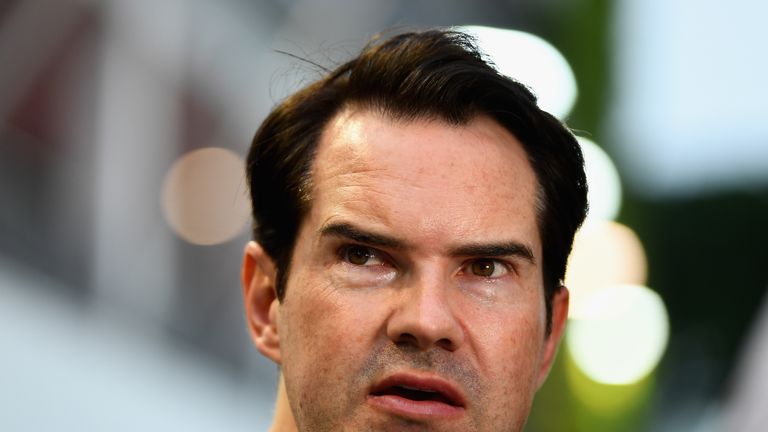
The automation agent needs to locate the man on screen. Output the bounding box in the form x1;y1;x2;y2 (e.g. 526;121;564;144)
241;29;588;431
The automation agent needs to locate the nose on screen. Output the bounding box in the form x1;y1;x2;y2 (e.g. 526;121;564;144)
386;272;465;352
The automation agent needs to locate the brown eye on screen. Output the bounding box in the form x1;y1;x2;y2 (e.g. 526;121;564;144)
343;245;376;266
470;259;508;278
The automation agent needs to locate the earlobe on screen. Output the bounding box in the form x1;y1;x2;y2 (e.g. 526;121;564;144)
536;285;569;389
242;241;282;364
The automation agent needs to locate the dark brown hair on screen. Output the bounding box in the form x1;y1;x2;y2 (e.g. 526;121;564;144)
246;29;588;334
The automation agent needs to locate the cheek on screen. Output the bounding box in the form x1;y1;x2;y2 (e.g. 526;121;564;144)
279;272;380;370
478;319;544;420
277;278;359;411
469;291;547;380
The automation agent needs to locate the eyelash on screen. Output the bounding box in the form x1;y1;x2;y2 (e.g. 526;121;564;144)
461;258;514;279
338;244;389;267
338;244;514;278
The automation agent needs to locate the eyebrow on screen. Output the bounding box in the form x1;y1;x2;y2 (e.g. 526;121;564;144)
319;222;407;250
448;242;535;264
320;222;535;263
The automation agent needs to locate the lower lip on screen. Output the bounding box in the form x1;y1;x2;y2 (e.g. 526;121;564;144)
368;394;465;420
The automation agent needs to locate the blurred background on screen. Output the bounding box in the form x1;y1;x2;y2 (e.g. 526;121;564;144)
1;0;766;430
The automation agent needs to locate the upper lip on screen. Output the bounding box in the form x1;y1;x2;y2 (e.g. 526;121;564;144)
369;372;467;408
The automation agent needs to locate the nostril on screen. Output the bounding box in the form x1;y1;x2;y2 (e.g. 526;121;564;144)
436;337;455;351
395;332;419;348
394;333;456;352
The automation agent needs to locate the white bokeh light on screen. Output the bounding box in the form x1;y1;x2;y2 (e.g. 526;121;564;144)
458;25;578;119
566;220;647;319
161;147;250;246
578;137;622;223
567;284;670;385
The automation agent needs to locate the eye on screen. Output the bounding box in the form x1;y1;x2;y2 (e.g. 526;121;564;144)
341;245;385;266
469;259;509;278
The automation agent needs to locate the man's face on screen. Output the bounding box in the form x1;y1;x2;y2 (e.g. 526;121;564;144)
267;109;566;431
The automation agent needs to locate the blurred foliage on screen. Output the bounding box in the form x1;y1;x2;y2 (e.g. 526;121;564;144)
628;191;768;407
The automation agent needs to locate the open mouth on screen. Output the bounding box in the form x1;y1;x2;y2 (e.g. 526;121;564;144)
371;384;458;406
368;374;466;419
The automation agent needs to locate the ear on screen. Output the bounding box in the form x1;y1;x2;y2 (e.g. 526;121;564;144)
536;285;569;389
241;241;282;364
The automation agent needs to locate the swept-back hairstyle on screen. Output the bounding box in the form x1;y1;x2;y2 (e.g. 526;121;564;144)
246;29;588;334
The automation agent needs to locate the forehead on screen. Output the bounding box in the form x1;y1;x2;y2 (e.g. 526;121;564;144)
309;108;540;251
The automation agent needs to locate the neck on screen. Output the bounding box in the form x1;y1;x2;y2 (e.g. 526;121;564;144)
269;374;298;432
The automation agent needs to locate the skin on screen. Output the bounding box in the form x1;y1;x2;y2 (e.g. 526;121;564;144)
242;108;569;432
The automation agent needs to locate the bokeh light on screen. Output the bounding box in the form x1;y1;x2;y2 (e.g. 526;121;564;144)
564;349;655;415
578;137;622;223
161;147;250;246
567;284;670;385
458;25;578;119
566;220;648;319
